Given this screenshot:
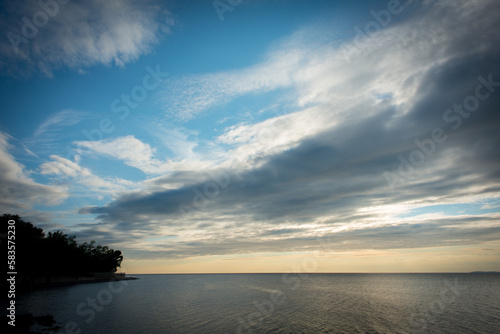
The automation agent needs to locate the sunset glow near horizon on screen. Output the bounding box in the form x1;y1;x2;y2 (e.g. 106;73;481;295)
1;0;499;274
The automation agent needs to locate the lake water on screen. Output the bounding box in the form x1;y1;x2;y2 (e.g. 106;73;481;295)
15;273;500;333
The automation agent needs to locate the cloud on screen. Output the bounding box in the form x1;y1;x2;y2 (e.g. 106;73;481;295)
0;131;67;213
32;109;88;138
74;128;226;176
76;0;500;259
40;154;137;198
74;135;165;174
0;0;174;77
23;109;90;155
162;0;500;122
161;46;304;121
74;134;208;176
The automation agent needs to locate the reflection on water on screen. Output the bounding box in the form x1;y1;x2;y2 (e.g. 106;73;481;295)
16;273;500;333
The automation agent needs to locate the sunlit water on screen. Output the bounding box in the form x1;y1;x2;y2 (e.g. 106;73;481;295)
15;273;500;333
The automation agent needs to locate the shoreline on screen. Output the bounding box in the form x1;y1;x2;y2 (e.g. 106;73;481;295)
18;274;139;293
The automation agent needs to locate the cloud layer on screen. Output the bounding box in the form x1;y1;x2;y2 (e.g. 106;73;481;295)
76;0;500;259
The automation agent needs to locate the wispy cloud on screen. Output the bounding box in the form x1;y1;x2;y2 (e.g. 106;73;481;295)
161;48;302;121
24;109;89;155
32;109;88;138
0;131;67;212
0;0;174;77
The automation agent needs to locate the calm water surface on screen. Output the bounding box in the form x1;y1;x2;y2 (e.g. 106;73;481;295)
16;273;500;333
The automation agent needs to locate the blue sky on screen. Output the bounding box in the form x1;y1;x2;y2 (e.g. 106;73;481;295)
1;0;500;273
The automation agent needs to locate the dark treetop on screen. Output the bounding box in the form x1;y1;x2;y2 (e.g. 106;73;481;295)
1;213;123;289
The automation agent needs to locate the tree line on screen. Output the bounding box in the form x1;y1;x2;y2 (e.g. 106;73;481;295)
1;214;123;283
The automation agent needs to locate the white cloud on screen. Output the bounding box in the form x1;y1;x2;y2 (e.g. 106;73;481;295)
74;131;224;177
74;135;169;175
151;125;200;160
40;155;136;198
216;105;340;170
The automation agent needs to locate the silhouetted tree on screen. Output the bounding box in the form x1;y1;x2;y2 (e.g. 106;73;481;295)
1;214;124;288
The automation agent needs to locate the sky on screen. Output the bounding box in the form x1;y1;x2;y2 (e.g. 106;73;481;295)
1;0;500;274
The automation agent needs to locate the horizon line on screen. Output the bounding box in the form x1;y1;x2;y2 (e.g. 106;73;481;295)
126;271;500;275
